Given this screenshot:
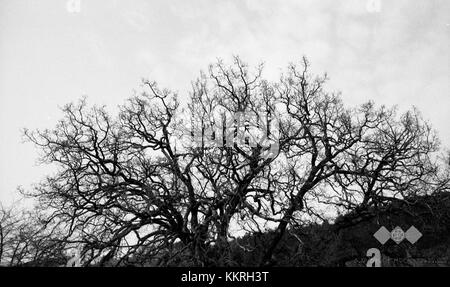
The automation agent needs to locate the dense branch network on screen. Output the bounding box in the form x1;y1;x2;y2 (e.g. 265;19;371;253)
20;57;449;266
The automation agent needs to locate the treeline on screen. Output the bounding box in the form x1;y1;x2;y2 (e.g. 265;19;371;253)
2;192;449;267
128;192;450;267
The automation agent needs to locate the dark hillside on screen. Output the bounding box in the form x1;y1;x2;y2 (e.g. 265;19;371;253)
223;192;450;267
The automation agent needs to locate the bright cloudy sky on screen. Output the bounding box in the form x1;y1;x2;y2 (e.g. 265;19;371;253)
0;0;449;204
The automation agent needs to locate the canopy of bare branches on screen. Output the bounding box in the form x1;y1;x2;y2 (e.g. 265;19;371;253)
15;57;449;266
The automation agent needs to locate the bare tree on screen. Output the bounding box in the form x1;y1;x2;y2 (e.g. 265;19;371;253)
0;203;17;265
24;57;448;266
0;203;66;266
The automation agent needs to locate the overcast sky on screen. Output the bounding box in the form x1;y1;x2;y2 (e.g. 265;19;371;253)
0;0;449;204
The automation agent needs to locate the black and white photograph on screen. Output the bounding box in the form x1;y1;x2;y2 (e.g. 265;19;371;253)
0;0;449;283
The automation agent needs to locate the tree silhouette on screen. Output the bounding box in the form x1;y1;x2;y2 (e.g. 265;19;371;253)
0;203;66;266
24;57;448;266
